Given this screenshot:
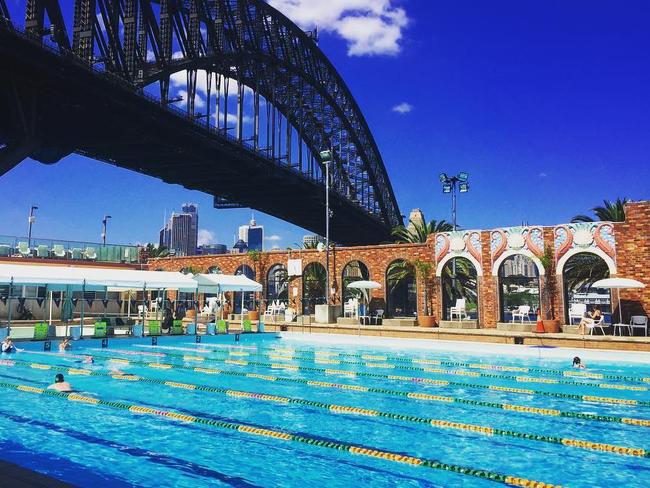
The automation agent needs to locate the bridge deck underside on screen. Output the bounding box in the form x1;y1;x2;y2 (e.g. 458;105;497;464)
0;29;393;245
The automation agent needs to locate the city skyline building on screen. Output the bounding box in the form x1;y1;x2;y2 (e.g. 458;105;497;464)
303;235;324;248
238;216;264;251
159;203;199;256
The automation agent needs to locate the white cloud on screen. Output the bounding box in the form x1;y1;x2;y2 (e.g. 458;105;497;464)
268;0;409;56
392;102;412;114
538;172;548;178
198;229;215;246
265;235;282;241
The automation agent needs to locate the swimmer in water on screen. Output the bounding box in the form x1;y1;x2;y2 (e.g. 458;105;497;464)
47;373;74;392
59;338;72;351
1;337;17;354
572;356;586;369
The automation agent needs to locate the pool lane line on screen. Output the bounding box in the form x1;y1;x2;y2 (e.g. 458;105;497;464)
0;381;562;488
4;358;649;459
154;344;650;393
187;341;650;386
8;356;650;431
99;348;650;408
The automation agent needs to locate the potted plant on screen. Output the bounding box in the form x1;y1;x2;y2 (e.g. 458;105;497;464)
539;245;560;333
413;259;437;327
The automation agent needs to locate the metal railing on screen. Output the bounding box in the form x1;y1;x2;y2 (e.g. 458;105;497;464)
0;235;140;263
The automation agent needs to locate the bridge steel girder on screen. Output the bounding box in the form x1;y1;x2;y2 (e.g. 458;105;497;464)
0;0;403;244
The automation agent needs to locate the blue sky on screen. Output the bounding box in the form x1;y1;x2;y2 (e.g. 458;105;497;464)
1;0;648;248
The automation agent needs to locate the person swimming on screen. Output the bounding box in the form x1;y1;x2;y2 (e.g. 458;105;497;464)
572;356;586;369
47;373;74;392
59;338;72;351
1;337;17;354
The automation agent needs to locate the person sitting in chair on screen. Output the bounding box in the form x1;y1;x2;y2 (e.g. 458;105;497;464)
578;306;602;335
161;307;174;334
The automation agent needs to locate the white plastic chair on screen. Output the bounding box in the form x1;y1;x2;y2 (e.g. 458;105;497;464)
568;303;587;325
630;316;648;336
587;315;606;335
450;299;468;321
263;302;277;322
17;241;31;257
511;305;531;323
344;298;358;318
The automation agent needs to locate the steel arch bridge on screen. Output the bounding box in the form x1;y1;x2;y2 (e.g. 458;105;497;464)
0;0;402;245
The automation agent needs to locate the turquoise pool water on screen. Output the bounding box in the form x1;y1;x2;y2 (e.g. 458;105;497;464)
1;334;649;487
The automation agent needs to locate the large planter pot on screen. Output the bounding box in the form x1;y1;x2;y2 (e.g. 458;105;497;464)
543;319;561;333
418;315;437;327
248;311;259;321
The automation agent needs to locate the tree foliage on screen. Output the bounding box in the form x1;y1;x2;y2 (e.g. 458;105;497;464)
572;198;628;223
392;219;454;244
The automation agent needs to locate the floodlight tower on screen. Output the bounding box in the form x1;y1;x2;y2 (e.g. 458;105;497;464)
438;172;469;231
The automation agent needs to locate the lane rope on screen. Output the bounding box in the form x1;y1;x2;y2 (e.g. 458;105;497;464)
8;355;650;429
4;358;649;459
0;380;561;487
94;347;650;408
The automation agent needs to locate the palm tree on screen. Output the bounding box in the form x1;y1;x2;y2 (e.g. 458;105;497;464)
572;198;628;223
143;243;169;259
562;253;609;291
441;258;478;306
392;219;454;244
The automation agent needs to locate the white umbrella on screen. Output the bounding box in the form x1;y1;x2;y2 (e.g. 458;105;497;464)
592;278;646;325
346;281;381;332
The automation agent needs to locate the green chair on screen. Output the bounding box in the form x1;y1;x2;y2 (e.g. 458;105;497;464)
37;244;49;258
148;320;161;336
85;247;97;260
33;322;49;340
216;319;227;334
17;241;31;257
243;319;253;333
52;244;67;258
93;321;108;338
171;320;184;335
71;248;83;260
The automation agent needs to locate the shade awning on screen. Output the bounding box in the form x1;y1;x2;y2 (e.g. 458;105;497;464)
592;278;646;289
346;280;382;290
0;263;197;291
193;273;262;292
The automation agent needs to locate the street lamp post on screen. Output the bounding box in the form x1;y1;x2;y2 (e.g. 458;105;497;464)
101;215;112;245
320;149;333;306
439;172;470;314
27;205;38;248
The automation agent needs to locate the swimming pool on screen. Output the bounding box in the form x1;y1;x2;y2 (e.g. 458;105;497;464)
1;333;649;487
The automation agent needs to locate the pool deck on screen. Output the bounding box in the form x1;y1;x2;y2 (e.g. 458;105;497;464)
263;322;650;352
0;460;77;488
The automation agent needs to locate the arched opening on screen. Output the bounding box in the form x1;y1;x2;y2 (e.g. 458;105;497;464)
341;260;370;302
207;266;222;274
386;259;416;318
234;264;255;313
562;252;612;325
498;255;540;322
441;257;478;320
266;264;288;304
302;262;326;315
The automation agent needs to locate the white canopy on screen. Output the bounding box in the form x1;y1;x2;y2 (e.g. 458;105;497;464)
346;280;382;290
193;273;262;293
592;278;646;289
592;277;646;325
0;263;197;291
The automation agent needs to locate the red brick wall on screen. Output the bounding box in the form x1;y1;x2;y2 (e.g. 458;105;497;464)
150;200;650;326
613;201;650;321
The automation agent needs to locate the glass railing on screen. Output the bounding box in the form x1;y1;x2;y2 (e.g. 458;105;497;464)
0;235;140;264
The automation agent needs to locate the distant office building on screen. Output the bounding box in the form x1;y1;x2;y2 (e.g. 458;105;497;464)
238;216;264;251
197;244;227;255
406;208;426;233
502;254;537;277
303;235;324;248
232;239;248;254
159;203;199;256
